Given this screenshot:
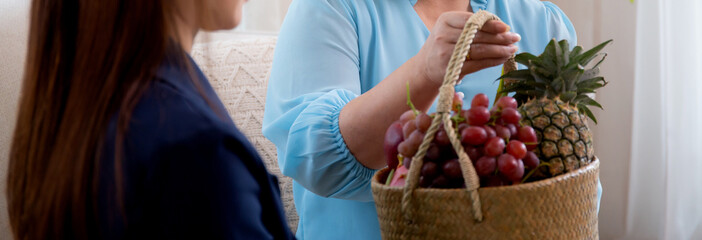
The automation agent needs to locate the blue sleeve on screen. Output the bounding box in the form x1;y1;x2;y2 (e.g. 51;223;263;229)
148;128;294;240
262;0;377;202
505;1;578;53
542;1;578;46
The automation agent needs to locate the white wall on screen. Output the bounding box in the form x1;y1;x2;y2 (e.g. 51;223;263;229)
238;0;292;32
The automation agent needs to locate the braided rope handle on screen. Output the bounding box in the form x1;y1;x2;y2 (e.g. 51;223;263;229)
401;10;517;225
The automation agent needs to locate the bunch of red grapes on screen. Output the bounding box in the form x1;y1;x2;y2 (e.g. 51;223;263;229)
384;93;540;188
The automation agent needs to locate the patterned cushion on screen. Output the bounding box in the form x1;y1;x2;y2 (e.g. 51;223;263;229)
191;33;298;232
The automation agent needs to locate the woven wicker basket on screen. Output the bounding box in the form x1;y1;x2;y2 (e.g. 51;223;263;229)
370;11;600;240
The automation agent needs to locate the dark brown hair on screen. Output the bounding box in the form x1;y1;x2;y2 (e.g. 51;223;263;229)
7;0;186;239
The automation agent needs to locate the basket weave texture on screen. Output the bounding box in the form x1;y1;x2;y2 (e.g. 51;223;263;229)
370;11;600;240
372;159;599;240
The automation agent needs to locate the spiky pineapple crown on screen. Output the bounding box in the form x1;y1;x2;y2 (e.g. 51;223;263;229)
499;39;612;123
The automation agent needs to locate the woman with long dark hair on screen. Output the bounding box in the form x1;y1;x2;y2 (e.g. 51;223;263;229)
7;0;294;239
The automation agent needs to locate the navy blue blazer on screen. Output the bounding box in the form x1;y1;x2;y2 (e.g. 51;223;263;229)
98;50;294;239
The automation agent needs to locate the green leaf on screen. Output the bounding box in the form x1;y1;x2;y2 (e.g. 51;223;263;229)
559;39;571;52
560;68;584;91
558;39;571;66
570;45;583;59
525;81;548;89
579;67;601;81
579;53;607;69
563;60;585;72
540;40;558;70
577;77;607;90
578;76;607;84
575;39;613;66
551;76;566;93
496;77;508;103
500;82;535;93
591;53;608;69
528;67;548;84
577;88;596;94
560;91;577;102
385;168;396;185
578;104;598;124
531;66;554;79
577;83;604;90
578;96;604;109
497;69;532;81
504;80;547;93
554;39;564;70
406;82;418;116
573;95;589;103
514;52;539;66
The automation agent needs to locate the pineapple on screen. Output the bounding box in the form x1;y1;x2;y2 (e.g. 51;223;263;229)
499;39;612;178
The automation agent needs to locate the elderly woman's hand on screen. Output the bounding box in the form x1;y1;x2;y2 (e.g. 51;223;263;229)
416;11;520;86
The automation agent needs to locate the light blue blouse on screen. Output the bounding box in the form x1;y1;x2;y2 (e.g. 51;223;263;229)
263;0;599;239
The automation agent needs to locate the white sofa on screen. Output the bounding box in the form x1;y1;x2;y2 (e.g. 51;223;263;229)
191;32;298;231
0;25;298;237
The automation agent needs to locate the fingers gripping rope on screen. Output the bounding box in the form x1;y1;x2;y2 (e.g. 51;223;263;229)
401;11;517;232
